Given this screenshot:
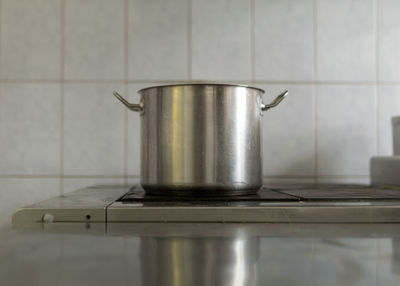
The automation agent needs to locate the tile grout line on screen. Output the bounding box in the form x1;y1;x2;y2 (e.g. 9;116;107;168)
123;0;129;185
0;0;2;80
250;0;255;84
187;0;192;79
59;0;66;196
3;78;400;85
313;85;318;183
375;0;380;156
313;0;318;183
0;175;141;179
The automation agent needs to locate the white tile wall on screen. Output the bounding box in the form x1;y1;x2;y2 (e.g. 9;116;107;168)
0;84;60;175
63;83;125;176
128;0;188;80
317;0;375;81
0;0;61;79
378;0;400;81
317;85;377;176
192;0;251;81
64;0;124;80
261;84;314;176
255;0;314;81
1;0;400;208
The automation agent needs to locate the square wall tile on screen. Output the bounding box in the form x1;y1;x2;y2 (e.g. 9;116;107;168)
0;0;61;79
261;84;314;176
64;0;124;80
378;85;400;155
128;0;188;80
0;84;60;175
0;178;59;218
317;85;377;176
63;178;124;194
255;0;313;81
64;84;124;176
378;0;400;81
192;0;251;81
317;0;375;81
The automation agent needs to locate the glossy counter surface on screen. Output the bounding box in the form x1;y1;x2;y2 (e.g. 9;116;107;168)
1;221;400;286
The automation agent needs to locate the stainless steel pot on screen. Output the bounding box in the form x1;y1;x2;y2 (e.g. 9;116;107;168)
114;84;287;196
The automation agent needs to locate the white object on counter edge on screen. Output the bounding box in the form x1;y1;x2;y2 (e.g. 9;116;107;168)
370;156;400;186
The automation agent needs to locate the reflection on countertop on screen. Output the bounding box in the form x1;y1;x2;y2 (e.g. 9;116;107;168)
1;223;400;286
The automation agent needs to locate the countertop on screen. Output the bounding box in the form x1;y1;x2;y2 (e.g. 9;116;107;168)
1;220;400;286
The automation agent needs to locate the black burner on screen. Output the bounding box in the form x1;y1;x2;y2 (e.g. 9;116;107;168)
120;185;298;202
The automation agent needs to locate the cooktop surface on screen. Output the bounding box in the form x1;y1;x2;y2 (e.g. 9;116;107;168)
120;184;400;204
12;183;400;227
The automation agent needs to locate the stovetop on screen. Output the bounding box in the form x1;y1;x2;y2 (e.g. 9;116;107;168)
12;183;400;228
120;184;400;205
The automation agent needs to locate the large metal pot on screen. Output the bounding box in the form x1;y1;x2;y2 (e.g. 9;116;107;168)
114;84;287;196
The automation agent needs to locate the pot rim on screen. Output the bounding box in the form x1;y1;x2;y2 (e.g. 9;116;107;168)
138;83;265;94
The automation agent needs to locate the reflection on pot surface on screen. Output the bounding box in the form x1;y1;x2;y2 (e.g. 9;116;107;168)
140;236;259;286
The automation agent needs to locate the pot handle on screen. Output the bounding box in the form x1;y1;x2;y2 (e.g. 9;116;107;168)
261;90;288;111
113;91;142;112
